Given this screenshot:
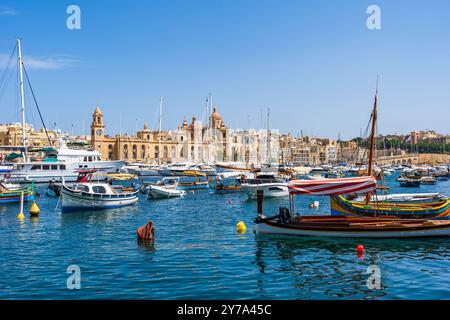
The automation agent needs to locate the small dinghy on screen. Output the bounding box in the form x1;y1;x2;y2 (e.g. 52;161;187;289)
61;169;139;212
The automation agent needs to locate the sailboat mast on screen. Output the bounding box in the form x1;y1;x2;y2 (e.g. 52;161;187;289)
367;78;379;177
267;108;270;165
158;96;162;164
17;38;26;159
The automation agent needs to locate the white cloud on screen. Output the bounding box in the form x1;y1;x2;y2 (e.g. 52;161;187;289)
0;53;79;70
0;7;19;16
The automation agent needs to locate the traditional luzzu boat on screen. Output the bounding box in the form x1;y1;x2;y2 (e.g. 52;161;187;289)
0;170;35;203
253;176;450;238
61;169;139;212
330;190;450;219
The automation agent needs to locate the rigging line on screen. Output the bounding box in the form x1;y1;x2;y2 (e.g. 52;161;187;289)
0;43;16;94
0;62;17;106
21;62;52;146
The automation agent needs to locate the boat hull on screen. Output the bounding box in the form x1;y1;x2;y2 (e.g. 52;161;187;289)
0;188;34;203
242;183;289;199
254;216;450;238
147;186;186;199
330;195;450;219
61;186;138;212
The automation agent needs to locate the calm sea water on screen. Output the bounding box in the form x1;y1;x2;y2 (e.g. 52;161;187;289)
1;174;449;299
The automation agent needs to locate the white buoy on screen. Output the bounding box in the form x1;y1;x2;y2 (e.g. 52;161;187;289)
17;191;25;220
313;201;319;208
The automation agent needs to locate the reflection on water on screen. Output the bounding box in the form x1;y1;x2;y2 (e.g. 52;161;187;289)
254;235;450;299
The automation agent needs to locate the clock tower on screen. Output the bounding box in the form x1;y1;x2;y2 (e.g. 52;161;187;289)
91;106;105;149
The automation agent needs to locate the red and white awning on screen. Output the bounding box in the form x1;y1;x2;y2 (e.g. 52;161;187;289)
288;176;377;196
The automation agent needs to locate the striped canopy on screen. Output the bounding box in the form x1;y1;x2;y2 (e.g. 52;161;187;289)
288;176;377;196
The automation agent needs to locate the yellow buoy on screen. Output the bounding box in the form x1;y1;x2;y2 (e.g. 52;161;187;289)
29;202;40;216
236;221;247;234
17;212;25;220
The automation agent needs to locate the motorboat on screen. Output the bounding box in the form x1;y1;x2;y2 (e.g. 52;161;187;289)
420;176;437;185
241;173;289;199
61;170;139;212
158;162;192;176
398;177;421;187
146;177;186;199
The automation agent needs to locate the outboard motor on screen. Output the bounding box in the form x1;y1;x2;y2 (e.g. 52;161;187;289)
279;207;291;224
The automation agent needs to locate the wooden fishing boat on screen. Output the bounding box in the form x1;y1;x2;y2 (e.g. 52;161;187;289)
61;169;139;212
254;214;450;238
0;184;34;203
0;170;34;203
330;194;450;219
180;170;206;177
210;184;242;193
177;180;209;190
254;177;450;238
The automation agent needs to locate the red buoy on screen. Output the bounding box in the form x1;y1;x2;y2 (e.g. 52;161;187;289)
356;244;364;256
137;221;154;240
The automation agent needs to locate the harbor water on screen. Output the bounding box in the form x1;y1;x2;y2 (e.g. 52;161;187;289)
1;174;449;299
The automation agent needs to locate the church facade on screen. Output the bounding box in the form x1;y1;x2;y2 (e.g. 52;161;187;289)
90;106;231;163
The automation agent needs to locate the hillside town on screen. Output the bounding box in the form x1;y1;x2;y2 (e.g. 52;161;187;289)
1;106;449;166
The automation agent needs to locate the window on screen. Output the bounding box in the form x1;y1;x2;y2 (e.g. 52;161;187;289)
31;165;41;170
60;165;66;170
83;156;87;162
43;165;50;170
75;185;89;192
92;186;107;194
51;165;58;170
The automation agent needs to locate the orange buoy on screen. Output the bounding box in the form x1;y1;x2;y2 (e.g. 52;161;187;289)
137;221;154;240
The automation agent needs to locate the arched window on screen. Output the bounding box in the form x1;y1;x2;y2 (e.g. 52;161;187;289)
132;145;137;159
123;144;128;159
108;144;113;160
141;145;146;158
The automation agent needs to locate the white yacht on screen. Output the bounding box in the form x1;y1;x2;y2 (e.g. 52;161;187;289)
8;143;123;183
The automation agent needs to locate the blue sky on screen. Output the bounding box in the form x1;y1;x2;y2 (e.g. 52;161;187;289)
0;0;449;139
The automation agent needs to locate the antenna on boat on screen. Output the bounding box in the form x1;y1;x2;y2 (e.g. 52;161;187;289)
17;38;26;160
158;96;163;164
